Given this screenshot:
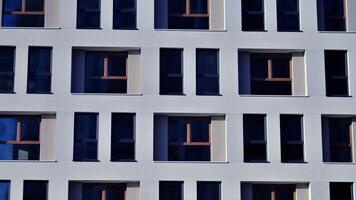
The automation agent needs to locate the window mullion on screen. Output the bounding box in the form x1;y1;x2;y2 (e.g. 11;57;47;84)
103;57;109;78
187;122;192;144
17;119;22;142
268;58;273;79
22;0;26;13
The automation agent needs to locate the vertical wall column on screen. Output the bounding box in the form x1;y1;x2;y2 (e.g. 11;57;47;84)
183;48;196;96
141;47;159;95
267;113;281;163
305;49;325;97
14;45;28;95
101;0;114;30
98;112;112;162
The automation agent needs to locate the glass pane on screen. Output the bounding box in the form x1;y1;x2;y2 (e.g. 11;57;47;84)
324;0;344;17
86;54;104;77
245;143;267;162
252;185;272;200
251;80;292;95
0;47;15;73
106;184;126;200
272;57;290;78
197;182;220;200
242;13;264;31
330;183;353;200
168;118;187;143
159;181;183;200
85;79;127;93
251;56;268;78
190;119;210;142
82;184;102;200
168;0;186;15
243;0;263;11
113;0;136;29
0;118;17;141
2;0;22;12
196;77;219;95
196;50;218;76
280;115;303;142
281;144;304;162
275;185;295;200
190;0;208;14
78;0;100;9
0;181;10;200
160;49;183;76
23;181;47;200
27;74;51;93
329;118;351;144
74;113;98;140
14;144;40;160
26;0;45;12
77;11;101;28
244;115;265;141
108;55;127;76
185;146;210;161
325;51;347;77
278;13;300;31
0;75;14;93
21;117;41;141
28;47;51;74
73;142;98;161
160;77;183;94
0;144;14;160
111;142;135;161
2;14;44;27
112;114;134;140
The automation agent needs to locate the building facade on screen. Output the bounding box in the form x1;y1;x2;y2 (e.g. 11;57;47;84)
0;0;355;199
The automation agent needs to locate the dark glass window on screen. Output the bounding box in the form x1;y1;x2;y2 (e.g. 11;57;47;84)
241;0;264;31
111;113;135;161
250;54;292;95
0;47;15;93
330;182;353;200
82;183;126;200
197;182;220;200
325;50;348;96
277;0;300;31
23;180;48;200
243;114;267;162
317;0;346;31
280;115;304;163
159;181;183;200
160;48;183;95
252;184;295;200
84;52;128;93
196;49;219;95
0;116;41;160
0;181;10;200
2;0;45;27
113;0;136;29
168;117;211;161
167;0;209;29
325;118;352;162
73;113;98;161
27;47;52;94
77;0;101;29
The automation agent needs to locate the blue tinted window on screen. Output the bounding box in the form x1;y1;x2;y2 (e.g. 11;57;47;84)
0;47;15;93
77;0;101;29
113;0;136;29
27;47;52;94
26;0;45;11
2;0;44;27
196;49;219;95
111;113;135;161
0;181;10;200
0;118;17;141
243;114;267;162
74;113;98;161
197;182;220;200
160;49;183;95
21;117;41;141
159;181;183;200
23;180;47;200
242;0;264;31
277;0;300;31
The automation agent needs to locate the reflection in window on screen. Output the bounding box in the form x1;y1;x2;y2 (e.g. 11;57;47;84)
2;0;45;27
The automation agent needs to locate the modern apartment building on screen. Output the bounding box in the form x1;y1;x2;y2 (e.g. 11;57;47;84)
0;0;355;199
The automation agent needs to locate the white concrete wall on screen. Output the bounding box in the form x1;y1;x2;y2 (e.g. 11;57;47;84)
0;0;354;199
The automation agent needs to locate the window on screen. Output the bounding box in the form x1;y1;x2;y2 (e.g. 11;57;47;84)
82;183;126;200
252;184;295;200
2;0;45;27
325;50;348;96
23;180;48;200
330;182;353;200
0;181;10;200
113;0;136;29
277;0;300;31
197;182;220;200
243;114;267;162
0;47;15;93
0;116;41;160
159;181;183;200
280;115;304;163
250;54;292;95
322;117;353;162
27;47;52;94
317;0;346;31
196;49;219;95
241;0;264;31
84;52;128;93
111;113;135;161
160;48;183;95
168;117;211;161
77;0;101;29
73;113;98;161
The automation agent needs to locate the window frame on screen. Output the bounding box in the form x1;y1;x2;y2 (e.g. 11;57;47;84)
196;49;220;96
328;118;353;162
113;0;137;30
276;0;300;32
76;0;101;29
241;0;265;31
3;0;45;16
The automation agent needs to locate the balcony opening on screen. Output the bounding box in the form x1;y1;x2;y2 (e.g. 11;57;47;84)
239;51;306;96
77;0;101;29
159;181;183;200
241;182;310;200
196;49;220;95
322;116;355;163
277;0;300;32
111;113;136;162
0;46;15;93
27;46;52;94
197;181;221;200
330;182;353;200
0;114;56;161
154;115;226;162
113;0;137;29
241;0;264;31
280;115;304;163
1;0;59;28
154;0;224;30
243;114;267;162
72;48;141;94
324;50;349;97
23;180;48;200
160;48;184;95
69;181;140;200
